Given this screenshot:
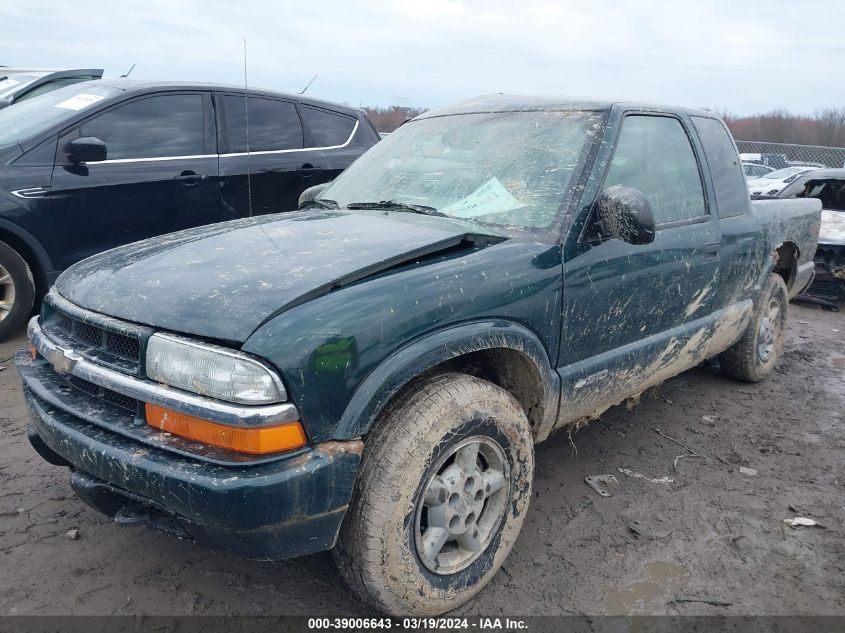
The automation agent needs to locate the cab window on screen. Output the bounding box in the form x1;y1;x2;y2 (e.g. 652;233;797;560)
692;116;749;218
604;115;707;224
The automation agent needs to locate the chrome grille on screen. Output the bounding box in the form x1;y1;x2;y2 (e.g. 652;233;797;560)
42;294;146;375
53;311;140;362
73;320;104;347
106;331;141;360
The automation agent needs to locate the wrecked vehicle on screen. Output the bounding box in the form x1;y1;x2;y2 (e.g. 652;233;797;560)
779;169;845;307
17;96;821;615
747;165;818;197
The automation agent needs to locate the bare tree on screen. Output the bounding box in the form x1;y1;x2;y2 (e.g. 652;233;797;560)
722;108;845;147
363;106;427;132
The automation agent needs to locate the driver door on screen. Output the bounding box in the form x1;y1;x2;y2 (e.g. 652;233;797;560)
557;113;721;420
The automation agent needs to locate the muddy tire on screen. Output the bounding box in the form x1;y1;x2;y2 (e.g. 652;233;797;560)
719;273;788;382
334;373;534;615
0;241;35;342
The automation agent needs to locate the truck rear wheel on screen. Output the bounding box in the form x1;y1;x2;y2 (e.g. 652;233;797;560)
719;273;788;382
334;372;534;615
0;241;35;342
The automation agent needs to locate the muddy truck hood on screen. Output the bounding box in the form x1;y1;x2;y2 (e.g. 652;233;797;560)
56;210;505;342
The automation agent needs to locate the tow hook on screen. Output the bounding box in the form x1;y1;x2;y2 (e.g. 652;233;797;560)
114;504;153;526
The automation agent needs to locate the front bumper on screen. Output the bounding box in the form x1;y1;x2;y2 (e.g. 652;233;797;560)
18;349;363;560
27;315;298;429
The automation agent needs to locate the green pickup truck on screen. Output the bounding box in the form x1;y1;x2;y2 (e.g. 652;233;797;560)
17;96;821;615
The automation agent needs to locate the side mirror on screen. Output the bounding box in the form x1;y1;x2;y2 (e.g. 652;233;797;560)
298;182;331;208
67;137;107;164
596;185;655;245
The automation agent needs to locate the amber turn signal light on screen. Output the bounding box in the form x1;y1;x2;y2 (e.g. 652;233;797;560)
144;404;306;455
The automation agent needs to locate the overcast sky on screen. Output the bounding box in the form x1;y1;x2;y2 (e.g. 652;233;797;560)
2;0;839;114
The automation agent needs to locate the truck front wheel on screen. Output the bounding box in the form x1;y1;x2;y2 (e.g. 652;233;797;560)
719;273;788;382
334;372;534;615
0;241;35;342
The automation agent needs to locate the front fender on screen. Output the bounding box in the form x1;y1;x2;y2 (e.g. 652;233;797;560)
333;320;560;441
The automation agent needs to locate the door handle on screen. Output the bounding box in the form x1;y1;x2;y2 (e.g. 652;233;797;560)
297;163;323;178
704;242;720;257
173;170;204;186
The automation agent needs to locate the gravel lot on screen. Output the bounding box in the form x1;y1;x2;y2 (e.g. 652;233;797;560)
1;302;843;616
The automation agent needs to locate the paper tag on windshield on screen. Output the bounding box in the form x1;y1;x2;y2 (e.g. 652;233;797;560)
0;78;21;91
441;177;527;218
54;93;106;111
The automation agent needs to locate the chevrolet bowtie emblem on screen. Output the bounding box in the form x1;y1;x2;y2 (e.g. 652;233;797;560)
49;348;81;374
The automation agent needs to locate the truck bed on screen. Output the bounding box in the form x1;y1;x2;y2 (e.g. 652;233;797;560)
750;197;822;298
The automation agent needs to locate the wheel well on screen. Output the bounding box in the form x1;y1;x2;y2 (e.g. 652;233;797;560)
424;348;545;432
0;228;47;302
773;242;799;292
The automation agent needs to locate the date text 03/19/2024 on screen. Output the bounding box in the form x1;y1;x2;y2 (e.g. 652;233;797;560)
306;617;528;630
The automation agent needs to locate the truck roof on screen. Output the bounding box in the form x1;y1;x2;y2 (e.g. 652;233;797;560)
419;94;718;119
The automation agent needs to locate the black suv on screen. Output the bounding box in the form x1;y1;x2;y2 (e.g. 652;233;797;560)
0;80;380;339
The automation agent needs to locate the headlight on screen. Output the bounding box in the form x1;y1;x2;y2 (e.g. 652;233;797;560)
146;334;286;404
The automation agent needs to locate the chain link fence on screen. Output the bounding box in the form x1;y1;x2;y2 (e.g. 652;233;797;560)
736;140;845;170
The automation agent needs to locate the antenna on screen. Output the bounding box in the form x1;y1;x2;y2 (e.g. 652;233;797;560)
120;63;135;78
299;73;318;94
243;38;253;218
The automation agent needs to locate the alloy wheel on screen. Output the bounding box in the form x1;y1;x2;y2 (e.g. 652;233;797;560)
757;297;780;362
414;436;510;575
0;264;15;323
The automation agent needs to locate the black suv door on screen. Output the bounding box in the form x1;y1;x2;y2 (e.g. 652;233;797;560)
216;94;368;217
217;93;306;218
298;104;365;183
49;92;219;270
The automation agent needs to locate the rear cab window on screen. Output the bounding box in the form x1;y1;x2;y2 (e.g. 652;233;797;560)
692;116;749;218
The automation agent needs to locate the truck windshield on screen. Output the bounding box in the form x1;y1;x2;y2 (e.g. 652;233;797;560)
320;110;603;230
0;82;121;146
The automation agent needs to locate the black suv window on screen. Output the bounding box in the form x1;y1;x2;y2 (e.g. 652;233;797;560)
604;115;706;224
78;94;205;160
692;116;749;218
222;95;303;153
301;105;356;147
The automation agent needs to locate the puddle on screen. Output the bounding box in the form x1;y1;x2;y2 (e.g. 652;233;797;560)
603;560;687;614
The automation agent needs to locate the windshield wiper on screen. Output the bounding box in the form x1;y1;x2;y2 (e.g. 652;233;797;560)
346;200;445;217
300;197;339;210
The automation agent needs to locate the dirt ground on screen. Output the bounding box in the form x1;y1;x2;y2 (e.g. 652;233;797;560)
0;302;843;617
